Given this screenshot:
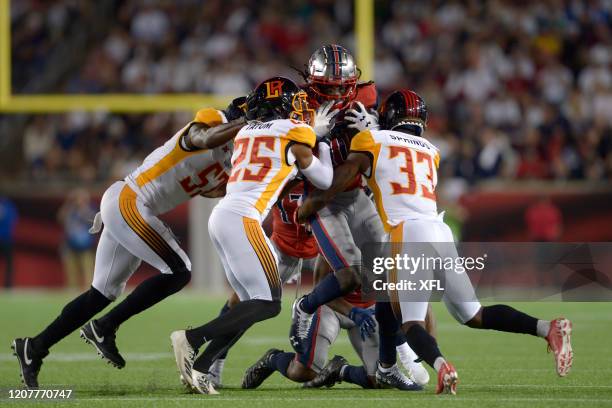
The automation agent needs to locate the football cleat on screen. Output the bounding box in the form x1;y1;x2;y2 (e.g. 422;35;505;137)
171;330;197;389
242;348;282;389
289;297;314;355
80;320;125;369
12;338;47;389
303;355;348;388
208;359;225;388
436;361;458;395
191;369;219;395
546;318;573;377
399;358;430;386
376;363;423;391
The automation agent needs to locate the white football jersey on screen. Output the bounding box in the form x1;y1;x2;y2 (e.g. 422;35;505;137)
217;118;316;221
125;108;233;215
350;129;440;231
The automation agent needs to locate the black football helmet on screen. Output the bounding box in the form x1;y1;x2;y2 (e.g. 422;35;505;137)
245;77;314;124
379;90;428;135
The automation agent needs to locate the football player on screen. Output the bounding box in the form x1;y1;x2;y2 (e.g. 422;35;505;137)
241;254;421;391
11;99;247;388
289;44;430;388
298;89;574;395
203;185;319;388
170;77;334;395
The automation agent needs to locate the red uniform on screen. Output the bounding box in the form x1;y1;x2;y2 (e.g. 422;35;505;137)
270;182;319;259
270;82;377;259
269;82;378;309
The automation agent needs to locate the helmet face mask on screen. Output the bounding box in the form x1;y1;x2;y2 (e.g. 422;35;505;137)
289;91;315;125
306;44;359;107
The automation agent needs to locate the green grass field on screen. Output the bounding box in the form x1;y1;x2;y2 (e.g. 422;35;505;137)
1;292;611;407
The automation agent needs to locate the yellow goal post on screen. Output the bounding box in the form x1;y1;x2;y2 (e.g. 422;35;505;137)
0;0;374;113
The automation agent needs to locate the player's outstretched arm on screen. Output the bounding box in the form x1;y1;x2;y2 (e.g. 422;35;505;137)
184;116;247;149
291;142;333;190
297;152;370;223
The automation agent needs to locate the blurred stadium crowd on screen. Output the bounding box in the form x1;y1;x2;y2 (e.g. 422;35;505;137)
9;0;612;185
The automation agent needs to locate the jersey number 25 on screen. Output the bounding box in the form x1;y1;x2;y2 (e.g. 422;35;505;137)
228;136;275;183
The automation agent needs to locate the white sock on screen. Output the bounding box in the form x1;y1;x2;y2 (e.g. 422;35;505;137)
397;342;419;367
433;357;446;372
378;363;396;373
536;320;551;338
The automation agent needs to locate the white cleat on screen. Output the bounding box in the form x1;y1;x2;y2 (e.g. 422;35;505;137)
397;342;430;385
191;369;219;395
404;361;430;386
171;330;196;389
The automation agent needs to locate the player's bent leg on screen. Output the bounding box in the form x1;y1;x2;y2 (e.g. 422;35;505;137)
291;264;359;354
373;303;422;391
205;298;234;388
82;184;192;368
186;299;281;351
242;348;287;389
12;286;111;388
94;184;192;332
242;350;318;389
462;305;573;376
211;248;300;388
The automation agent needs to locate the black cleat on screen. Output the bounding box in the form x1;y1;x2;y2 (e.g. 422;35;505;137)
80;320;125;369
303;355;348;388
241;348;282;389
12;338;48;389
376;363;423;391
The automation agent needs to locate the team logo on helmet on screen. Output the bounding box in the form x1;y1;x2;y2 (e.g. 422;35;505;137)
246;77;314;125
265;80;284;99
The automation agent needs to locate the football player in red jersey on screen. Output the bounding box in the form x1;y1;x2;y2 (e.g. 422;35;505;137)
242;45;430;391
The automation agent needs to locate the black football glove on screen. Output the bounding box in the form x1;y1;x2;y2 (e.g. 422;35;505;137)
224;96;247;121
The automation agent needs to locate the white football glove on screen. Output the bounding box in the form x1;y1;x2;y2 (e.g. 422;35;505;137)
345;101;379;131
312;100;340;139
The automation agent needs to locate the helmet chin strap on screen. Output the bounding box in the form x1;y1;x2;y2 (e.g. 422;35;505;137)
391;120;425;136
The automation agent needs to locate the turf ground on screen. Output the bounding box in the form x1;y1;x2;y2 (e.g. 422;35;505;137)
1;292;611;407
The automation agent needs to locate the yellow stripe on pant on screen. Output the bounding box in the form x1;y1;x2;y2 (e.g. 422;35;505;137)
243;217;281;299
118;185;185;271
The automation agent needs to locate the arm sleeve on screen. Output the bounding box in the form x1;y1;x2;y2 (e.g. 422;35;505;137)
300;142;333;190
